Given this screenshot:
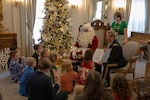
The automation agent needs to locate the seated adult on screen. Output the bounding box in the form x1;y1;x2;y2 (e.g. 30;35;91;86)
101;30;127;87
26;58;68;100
69;23;98;68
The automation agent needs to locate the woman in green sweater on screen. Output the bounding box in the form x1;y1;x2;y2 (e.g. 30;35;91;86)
111;12;128;45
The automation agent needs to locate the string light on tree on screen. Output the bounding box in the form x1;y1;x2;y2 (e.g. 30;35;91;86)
40;0;72;57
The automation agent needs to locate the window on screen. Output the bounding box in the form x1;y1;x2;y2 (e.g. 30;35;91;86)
93;1;102;20
33;0;45;44
128;0;146;36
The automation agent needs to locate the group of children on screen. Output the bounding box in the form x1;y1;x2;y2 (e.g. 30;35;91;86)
7;44;133;100
8;44;78;97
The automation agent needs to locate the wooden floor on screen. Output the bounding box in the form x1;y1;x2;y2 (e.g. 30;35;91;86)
0;58;148;100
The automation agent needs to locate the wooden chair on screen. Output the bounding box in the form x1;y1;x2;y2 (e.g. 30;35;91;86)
91;20;110;48
134;62;150;100
139;45;149;61
145;62;150;78
109;41;140;79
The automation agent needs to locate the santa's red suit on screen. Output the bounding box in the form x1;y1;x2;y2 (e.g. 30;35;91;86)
70;23;98;60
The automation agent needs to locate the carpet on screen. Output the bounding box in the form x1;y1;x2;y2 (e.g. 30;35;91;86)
0;58;147;100
0;76;27;100
0;71;74;100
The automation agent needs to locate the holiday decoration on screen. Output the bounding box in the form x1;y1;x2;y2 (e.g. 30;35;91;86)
0;48;10;70
40;0;72;56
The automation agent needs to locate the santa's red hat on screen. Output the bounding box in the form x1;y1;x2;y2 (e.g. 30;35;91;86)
79;23;94;33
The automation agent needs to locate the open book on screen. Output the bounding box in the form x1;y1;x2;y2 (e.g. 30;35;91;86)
92;49;104;63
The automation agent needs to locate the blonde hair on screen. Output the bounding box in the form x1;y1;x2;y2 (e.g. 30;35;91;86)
40;48;50;60
26;57;36;67
106;30;118;37
49;52;57;63
61;61;73;74
73;85;84;97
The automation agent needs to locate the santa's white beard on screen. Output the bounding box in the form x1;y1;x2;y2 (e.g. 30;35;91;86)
77;31;95;48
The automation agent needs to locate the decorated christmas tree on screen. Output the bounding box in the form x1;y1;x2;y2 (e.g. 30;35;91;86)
40;0;72;57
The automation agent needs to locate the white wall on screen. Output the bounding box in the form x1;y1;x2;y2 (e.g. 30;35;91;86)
69;0;89;39
2;0;13;31
70;0;102;38
2;0;22;50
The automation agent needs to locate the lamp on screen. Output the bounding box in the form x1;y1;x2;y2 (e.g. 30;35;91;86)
68;0;80;9
13;0;21;7
71;5;78;9
114;0;125;11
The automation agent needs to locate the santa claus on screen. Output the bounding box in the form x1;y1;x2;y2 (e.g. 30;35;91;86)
70;23;98;61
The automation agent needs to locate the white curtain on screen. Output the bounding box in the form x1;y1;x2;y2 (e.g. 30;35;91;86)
26;0;36;56
128;0;146;37
90;0;97;21
125;0;132;24
20;0;36;57
26;0;36;34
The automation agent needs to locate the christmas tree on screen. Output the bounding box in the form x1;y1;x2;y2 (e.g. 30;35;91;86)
40;0;72;57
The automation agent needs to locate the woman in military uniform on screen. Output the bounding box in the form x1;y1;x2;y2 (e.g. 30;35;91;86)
102;30;127;87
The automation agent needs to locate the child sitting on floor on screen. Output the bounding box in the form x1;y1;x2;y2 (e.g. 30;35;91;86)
9;50;26;83
76;49;95;85
7;46;19;69
49;52;59;84
39;48;50;61
19;57;36;97
112;74;133;100
60;61;77;93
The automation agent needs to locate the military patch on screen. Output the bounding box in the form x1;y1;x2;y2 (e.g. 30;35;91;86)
113;43;118;46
